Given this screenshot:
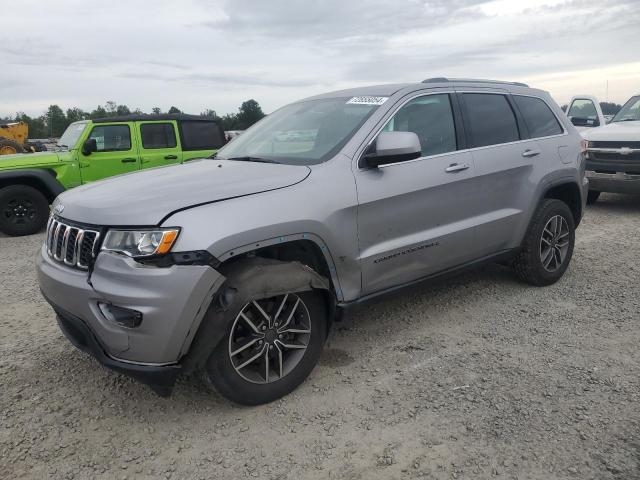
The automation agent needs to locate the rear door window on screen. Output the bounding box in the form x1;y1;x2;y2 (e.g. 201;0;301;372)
140;123;177;149
514;96;563;138
179;121;225;150
462;93;520;148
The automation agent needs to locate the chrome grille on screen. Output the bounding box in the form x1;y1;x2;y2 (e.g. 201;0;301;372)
45;217;100;270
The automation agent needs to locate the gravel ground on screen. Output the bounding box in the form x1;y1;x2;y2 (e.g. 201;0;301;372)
1;193;639;480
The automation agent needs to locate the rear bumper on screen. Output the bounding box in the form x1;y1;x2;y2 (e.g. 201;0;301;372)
47;297;180;396
586;171;640;194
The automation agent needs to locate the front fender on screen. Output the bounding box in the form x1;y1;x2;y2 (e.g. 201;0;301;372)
0;168;65;200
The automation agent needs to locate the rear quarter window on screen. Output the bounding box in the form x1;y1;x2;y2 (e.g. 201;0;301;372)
514;95;563;138
179;121;225;151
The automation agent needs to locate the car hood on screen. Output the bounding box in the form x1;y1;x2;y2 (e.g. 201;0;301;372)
0;151;61;168
56;159;311;226
580;121;640;141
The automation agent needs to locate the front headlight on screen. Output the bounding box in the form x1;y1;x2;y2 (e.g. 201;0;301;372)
102;228;180;258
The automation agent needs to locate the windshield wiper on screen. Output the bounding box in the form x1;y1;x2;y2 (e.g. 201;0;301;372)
613;118;639;122
227;156;280;164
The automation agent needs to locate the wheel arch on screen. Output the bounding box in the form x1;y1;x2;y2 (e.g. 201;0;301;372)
0;169;65;203
542;180;583;227
181;256;335;374
216;233;344;302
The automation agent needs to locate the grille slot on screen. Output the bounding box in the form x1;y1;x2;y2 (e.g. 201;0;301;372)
45;217;100;270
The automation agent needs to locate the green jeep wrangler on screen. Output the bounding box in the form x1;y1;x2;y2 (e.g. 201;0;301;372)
0;114;226;236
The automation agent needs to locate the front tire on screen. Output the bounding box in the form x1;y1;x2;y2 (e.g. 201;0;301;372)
0;185;49;236
512;199;575;286
206;289;327;405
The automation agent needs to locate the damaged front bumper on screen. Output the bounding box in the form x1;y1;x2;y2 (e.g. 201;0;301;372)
37;245;225;396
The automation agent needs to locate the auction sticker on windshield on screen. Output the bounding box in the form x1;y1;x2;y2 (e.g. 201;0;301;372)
347;96;388;105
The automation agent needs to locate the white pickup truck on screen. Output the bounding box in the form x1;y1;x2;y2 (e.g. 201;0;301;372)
566;94;640;204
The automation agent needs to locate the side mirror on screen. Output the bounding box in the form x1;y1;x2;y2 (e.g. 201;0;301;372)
361;131;422;168
82;138;97;155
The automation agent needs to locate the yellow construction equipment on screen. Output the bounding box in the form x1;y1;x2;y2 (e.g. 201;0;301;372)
0;122;42;155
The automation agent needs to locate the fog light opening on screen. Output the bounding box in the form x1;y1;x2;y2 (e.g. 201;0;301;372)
98;302;143;328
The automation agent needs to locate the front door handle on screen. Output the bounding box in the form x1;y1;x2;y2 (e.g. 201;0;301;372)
121;158;137;163
445;163;470;173
522;149;541;158
164;154;178;160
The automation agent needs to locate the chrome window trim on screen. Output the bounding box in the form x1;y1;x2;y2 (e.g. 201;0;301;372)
356;89;569;171
356;90;458;171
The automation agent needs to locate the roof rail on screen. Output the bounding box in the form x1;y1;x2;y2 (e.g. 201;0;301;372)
422;77;529;87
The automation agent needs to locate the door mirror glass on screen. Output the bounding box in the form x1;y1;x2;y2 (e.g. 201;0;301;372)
362;131;421;168
82;138;97;155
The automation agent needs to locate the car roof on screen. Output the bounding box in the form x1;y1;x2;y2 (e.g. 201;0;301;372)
92;114;220;124
300;78;546;103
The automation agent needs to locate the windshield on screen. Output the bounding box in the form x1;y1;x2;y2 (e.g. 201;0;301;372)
57;121;89;148
215;97;384;165
612;95;640;122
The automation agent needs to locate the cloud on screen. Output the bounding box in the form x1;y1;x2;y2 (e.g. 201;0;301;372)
1;0;640;117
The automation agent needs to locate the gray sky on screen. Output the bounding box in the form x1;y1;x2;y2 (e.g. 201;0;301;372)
2;0;639;118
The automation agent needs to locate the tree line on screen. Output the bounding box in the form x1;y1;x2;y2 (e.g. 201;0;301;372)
1;100;265;139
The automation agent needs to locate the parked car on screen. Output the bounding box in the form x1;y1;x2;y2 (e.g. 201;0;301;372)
570;94;640;204
566;95;607;131
0;114;226;236
37;78;587;405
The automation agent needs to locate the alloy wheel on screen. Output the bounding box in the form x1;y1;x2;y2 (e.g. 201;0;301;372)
539;215;570;272
228;293;312;384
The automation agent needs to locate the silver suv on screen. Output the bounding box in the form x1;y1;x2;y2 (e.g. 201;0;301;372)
37;78;588;404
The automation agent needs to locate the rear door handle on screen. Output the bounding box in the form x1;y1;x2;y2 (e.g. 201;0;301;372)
445;163;470;173
121;158;137;163
164;154;178;160
522;149;541;158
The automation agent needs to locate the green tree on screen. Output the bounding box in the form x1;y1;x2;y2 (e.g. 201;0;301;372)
66;108;87;124
105;101;118;116
168;106;182;114
600;102;622;116
220;113;239;131
89;105;108;119
151;107;162;115
44;105;68;137
200;109;218;118
116;105;131;116
236;99;264;129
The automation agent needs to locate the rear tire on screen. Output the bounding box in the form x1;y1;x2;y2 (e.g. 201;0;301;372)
0;185;49;236
512;199;575;286
206;286;327;406
0;138;25;155
586;190;600;205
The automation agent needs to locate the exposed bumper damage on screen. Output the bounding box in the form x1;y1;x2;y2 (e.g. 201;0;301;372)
37;245;225;396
